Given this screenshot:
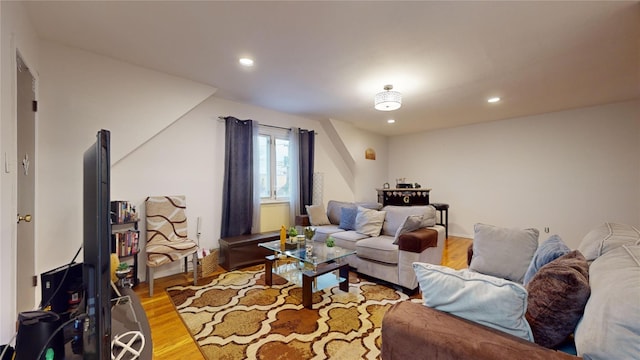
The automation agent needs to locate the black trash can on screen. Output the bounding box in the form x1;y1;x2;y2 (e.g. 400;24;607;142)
15;310;64;360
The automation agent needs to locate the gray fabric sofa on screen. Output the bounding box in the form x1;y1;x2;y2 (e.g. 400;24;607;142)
307;200;446;292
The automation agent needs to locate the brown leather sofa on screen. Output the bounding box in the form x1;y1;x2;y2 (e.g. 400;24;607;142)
381;222;640;360
381;301;579;360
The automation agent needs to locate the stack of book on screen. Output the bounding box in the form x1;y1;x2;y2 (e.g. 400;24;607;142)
111;201;137;224
114;230;139;257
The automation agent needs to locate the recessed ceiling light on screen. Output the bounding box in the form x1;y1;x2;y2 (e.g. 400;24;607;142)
487;97;501;103
387;119;396;124
239;58;254;67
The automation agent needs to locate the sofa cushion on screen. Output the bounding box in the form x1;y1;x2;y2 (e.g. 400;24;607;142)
313;224;343;242
577;222;640;262
305;204;331;226
392;215;423;245
356;236;398;264
574;244;640;359
331;230;369;250
469;223;539;284
413;262;534;342
355;207;386;237
523;235;571;286
338;207;357;230
525;250;590;349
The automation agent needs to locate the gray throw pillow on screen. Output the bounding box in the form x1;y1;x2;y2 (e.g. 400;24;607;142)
574;244;640;359
577;222;640;262
468;223;539;284
393;215;423;245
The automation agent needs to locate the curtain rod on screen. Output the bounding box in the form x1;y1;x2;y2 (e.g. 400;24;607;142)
217;116;292;132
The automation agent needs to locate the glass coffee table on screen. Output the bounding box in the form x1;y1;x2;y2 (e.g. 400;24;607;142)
258;240;355;309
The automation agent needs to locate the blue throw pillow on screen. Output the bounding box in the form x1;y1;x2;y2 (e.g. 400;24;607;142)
523;234;570;285
339;207;357;230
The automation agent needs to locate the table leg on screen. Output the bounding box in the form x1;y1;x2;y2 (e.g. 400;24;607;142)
302;272;312;309
265;255;276;286
339;264;349;293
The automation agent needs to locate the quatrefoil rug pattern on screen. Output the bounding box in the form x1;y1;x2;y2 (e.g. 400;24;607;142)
166;265;420;359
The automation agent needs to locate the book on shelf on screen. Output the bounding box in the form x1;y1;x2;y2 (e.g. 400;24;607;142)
113;230;139;257
110;200;138;224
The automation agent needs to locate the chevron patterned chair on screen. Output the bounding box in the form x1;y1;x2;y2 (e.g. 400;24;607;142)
145;195;198;296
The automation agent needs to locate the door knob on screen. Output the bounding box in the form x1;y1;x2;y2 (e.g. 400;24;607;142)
17;214;32;223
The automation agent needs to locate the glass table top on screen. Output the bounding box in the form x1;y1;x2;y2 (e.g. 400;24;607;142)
259;239;355;266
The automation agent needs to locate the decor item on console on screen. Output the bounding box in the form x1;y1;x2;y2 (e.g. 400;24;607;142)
305;200;444;292
381;222;640;360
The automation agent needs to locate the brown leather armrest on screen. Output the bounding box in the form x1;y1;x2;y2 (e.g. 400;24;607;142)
382;301;581;360
397;228;438;253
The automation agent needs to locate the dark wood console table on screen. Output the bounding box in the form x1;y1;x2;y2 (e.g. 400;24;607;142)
377;188;431;206
218;231;280;270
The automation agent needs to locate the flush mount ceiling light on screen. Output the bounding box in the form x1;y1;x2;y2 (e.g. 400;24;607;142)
487;97;501;103
375;85;402;111
239;58;254;67
387;119;396;124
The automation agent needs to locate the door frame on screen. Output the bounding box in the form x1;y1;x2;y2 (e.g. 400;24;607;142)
15;51;38;313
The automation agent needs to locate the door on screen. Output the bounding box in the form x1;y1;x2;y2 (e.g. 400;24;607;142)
16;54;36;312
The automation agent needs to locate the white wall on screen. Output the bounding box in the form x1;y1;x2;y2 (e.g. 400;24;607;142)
389;100;640;249
111;96;356;279
35;40;359;281
36;41;216;283
0;0;40;343
329;118;388;202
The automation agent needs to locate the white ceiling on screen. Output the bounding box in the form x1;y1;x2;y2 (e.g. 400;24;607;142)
24;1;640;136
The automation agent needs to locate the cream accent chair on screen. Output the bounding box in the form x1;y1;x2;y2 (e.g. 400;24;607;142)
145;195;198;296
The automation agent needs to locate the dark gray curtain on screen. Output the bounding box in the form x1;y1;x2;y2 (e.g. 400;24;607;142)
221;117;254;238
298;130;315;215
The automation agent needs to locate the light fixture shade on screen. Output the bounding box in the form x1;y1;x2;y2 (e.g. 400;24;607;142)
374;85;402;111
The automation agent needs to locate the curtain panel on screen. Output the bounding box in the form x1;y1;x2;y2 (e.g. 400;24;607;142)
298;129;315;215
221;117;255;238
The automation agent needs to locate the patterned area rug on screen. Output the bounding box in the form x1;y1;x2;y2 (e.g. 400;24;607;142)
166;265;421;359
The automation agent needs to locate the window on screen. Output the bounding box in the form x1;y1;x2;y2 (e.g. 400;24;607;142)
258;129;290;201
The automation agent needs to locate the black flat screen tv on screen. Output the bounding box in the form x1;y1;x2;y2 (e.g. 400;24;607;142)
82;129;111;359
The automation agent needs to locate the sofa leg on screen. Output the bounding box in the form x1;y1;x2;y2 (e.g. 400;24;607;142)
401;286;418;296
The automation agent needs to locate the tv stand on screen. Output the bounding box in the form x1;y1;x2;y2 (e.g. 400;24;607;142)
64;288;151;359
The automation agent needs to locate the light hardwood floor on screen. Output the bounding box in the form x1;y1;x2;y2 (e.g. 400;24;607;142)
133;235;472;359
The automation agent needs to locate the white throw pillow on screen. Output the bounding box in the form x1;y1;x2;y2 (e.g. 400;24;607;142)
469;223;539;284
354;206;386;237
305;204;330;226
413;262;534;342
